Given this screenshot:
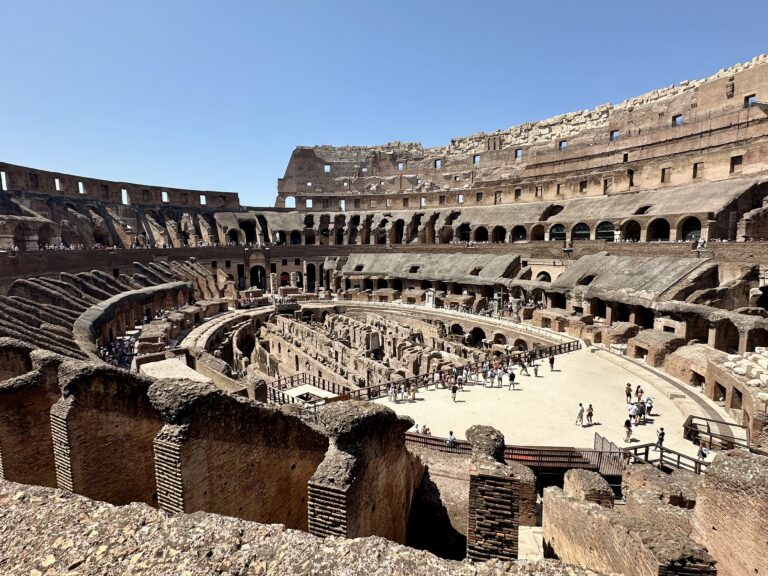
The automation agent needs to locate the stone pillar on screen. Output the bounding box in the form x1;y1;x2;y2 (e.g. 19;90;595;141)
290;272;297;287
302;261;308;293
465;425;535;562
270;273;278;294
307;402;423;544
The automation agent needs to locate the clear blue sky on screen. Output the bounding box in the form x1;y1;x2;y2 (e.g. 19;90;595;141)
1;0;766;206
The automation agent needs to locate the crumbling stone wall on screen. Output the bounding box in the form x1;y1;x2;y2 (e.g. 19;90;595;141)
150;380;328;530
0;348;63;487
692;450;768;576
51;363;163;506
543;485;716;575
308;402;424;544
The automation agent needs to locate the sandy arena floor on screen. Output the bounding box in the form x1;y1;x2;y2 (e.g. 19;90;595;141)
375;347;731;457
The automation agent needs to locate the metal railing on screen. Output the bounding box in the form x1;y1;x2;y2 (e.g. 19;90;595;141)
682;415;749;450
404;432;625;475
623;442;708;474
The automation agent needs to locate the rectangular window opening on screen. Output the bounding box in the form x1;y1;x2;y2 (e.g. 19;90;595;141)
323;164;331;173
473;154;480;165
579;180;588;193
77;181;86;195
0;171;6;191
402;197;409;208
55;178;62;192
306;198;314;208
476;192;483;202
409;266;420;273
535;186;543;197
161;191;169;203
559;140;568;151
610;130;620;142
672;114;684;127
661;167;672;183
439;195;446;205
386;198;392;207
361;167;368;173
457;194;464;204
693;162;704;179
730;155;743;174
199;194;207;205
306;181;312;187
420;196;427;208
514;188;522;199
515;148;523;159
494;191;502;205
225;260;231;267
556;184;561;196
603;178;612;194
744;94;757;109
434;159;442;169
121;189;129;205
623;153;629;163
397;161;404;171
339;199;346;211
29;173;39;189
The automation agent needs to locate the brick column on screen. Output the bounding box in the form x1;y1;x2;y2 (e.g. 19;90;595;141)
465;425;535;562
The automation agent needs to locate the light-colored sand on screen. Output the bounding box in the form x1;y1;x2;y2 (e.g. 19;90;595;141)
375;348;731;457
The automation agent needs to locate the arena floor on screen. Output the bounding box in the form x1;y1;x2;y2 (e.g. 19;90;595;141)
375;347;734;457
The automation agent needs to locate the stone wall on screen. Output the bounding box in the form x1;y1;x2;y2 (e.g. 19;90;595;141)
150;380;328;530
543;486;716;575
692;450;768;576
308;402;424;544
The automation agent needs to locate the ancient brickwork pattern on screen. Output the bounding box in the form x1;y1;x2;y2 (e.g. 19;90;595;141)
466;471;520;562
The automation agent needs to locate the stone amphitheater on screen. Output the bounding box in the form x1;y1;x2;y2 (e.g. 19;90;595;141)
0;55;767;576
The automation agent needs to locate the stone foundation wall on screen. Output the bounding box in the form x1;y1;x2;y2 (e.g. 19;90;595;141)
543;487;716;576
692;451;768;576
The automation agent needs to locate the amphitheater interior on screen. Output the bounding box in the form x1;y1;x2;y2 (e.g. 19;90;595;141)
1;55;768;576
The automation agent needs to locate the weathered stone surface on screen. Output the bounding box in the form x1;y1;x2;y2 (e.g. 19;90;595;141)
0;480;602;575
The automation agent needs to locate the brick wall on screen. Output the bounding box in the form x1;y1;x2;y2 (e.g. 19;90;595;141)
543;487;716;576
692;451;768;576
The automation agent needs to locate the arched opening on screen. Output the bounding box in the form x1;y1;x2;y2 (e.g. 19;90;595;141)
93;227;109;246
37;224;53;248
227;229;240;244
745;328;768;352
335;228;345;245
491;226;506;243
450;324;464;336
679;216;702;241
250;265;267;289
295;271;303;288
621;220;641;241
279;272;290;287
289;230;302;245
647;218;670;242
466;327;486;347
571;223;590;241
306;263;316;291
530;225;545;241
240;221;257;244
511;226;527;242
284;196;296;209
363;278;374;291
274;231;286;245
393;220;405;244
439;226;454;243
549;224;566;241
596;221;615;241
473;226;488;242
590;298;606;318
457;223;471;242
513;338;528;351
376;278;388;289
493;333;507;345
536;271;552;282
577;274;596;286
392;278;403;291
304;230;316;245
13;224;30;251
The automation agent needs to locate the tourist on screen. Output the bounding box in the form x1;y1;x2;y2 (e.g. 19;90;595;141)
549;354;555;371
697;442;709;460
629;402;639;425
446;431;456;448
635;385;644;402
575;403;584;426
625;383;632;404
496;370;503;388
451;382;458;401
654;427;665;451
517;358;530;376
645;396;653;417
532;360;539;377
508;368;516;391
586;404;594;425
624;419;633;442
